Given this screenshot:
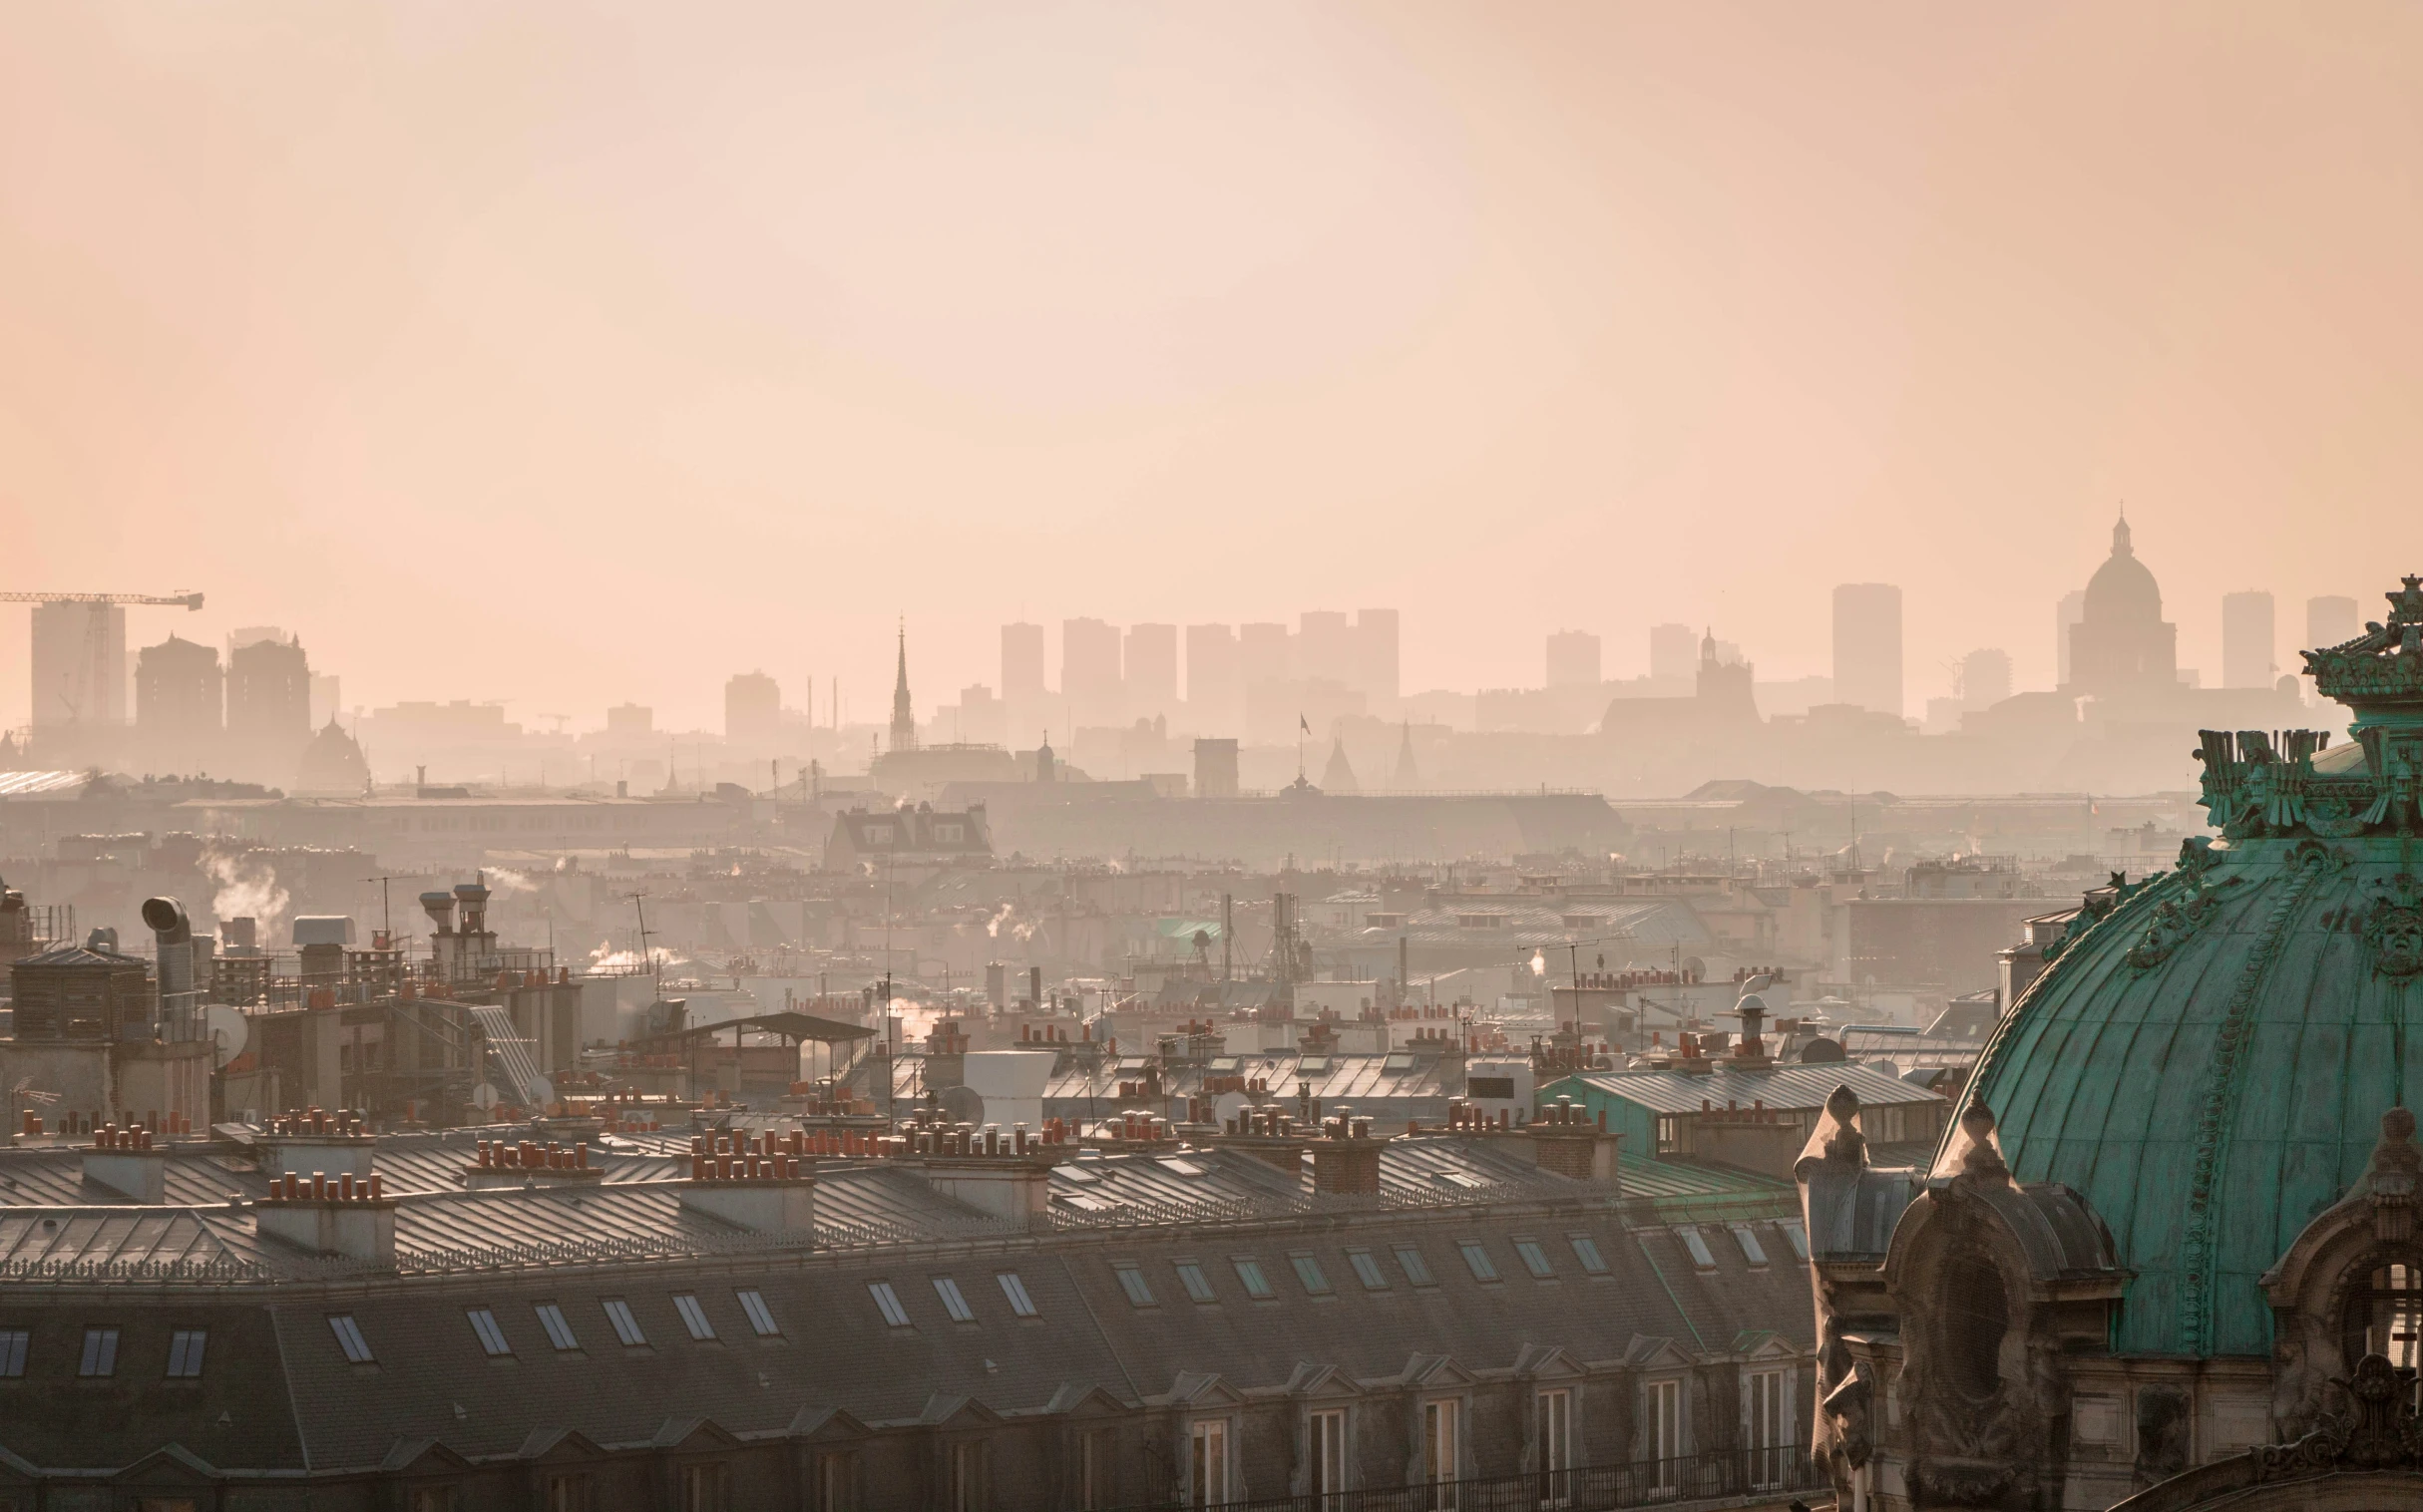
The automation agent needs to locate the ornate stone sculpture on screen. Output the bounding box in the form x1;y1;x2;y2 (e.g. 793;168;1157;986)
2251;1353;2423;1479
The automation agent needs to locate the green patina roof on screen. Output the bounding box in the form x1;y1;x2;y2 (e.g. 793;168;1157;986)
1962;576;2423;1358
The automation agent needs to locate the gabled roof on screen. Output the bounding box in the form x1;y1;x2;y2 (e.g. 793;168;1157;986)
1509;1343;1585;1379
783;1405;874;1441
110;1443;220;1482
380;1438;474;1473
1392;1354;1475;1389
1729;1328;1798;1359
1622;1334;1696;1371
916;1393;1004;1428
1282;1361;1364;1398
1041;1383;1131;1417
648;1418;743;1452
514;1427;607;1463
12;944;144;968
1158;1371;1247;1408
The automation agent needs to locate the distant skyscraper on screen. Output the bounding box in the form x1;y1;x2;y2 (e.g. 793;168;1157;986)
1239;622;1291;690
725;671;780;742
309;672;341;728
1185;624;1242;734
1061;617;1123;727
1192;737;1239;799
1298;611;1354;686
1545;630;1601;689
2308;594;2360;652
30;601;126;727
888;625;917;753
954;684;1006;747
2221;590;2276;688
225;634;311;770
606;703;653;736
136;635;220;771
1000;622;1045;702
1123;623;1177;716
2056;591;2086;687
1649;623;1697;682
1354;608;1400;701
1957;648;2012;710
1831;583;1904;716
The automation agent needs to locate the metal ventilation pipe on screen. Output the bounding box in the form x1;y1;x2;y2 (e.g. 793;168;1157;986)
141;896;195;1034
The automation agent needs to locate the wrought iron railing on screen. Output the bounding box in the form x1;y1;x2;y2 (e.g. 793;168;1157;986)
1103;1446;1821;1512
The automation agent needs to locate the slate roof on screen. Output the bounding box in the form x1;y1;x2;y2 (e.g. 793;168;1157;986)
0;1122;1813;1478
1546;1060;1939;1116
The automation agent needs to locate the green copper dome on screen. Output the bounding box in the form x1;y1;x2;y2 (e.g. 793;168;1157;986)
1961;576;2423;1359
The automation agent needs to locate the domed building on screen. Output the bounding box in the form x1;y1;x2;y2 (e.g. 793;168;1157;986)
293;716;370;795
1802;575;2423;1511
2066;515;2180;696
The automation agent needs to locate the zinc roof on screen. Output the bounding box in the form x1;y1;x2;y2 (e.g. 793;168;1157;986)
1548;1060;1935;1117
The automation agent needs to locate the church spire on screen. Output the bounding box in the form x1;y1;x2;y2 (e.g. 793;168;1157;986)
2112;509;2133;558
889;618;917;753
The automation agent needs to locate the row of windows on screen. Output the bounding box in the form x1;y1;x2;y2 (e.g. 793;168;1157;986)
326;1282;819;1365
1676;1222;1807;1272
1110;1234;1618;1308
868;1272;1039;1328
0;1325;204;1380
315;1269;1050;1360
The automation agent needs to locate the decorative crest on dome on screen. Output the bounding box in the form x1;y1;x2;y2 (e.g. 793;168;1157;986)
2250;1350;2423;1480
1934;1094;2013;1184
2361;875;2423;979
2300;575;2423;714
1817;1083;1866;1167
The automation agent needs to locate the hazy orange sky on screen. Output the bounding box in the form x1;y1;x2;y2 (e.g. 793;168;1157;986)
4;3;2419;732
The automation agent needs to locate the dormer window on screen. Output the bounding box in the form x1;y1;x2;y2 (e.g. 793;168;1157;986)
1939;1253;2008;1398
2340;1261;2423;1371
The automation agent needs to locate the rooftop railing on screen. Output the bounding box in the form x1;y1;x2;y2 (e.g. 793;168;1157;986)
1102;1446;1823;1512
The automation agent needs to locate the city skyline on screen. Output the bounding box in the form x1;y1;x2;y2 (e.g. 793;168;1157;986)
6;7;2418;729
3;558;2374;744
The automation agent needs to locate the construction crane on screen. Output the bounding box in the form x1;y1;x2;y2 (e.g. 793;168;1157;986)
4;590;203;725
0;590;202;609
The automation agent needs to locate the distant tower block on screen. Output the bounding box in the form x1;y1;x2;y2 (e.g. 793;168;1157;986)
2307;594;2359;651
725;671;779;743
2221;590;2276;689
1193;738;1239;799
1649;623;1697;683
1000;622;1045;701
1831;583;1904;717
1546;630;1601;689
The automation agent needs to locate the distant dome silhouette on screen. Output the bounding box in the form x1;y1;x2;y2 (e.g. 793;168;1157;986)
2083;515;2163;624
295;718;369;795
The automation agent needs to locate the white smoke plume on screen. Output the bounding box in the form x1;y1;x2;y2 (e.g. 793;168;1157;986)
202;844;289;943
588;939;673;972
485;867;541;896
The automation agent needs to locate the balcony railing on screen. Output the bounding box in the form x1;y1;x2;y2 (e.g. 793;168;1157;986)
1109;1446;1821;1512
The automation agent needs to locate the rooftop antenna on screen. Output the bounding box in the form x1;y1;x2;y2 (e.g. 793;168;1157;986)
361;874;405;945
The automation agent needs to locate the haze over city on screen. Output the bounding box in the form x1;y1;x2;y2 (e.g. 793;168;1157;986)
6;4;2416;728
7;10;2423;1512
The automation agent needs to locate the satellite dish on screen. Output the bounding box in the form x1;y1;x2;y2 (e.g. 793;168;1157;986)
529;1076;555;1108
939;1084;985;1126
202;1005;250;1069
1682;956;1706;979
471;1082;500;1111
1212;1090;1249;1127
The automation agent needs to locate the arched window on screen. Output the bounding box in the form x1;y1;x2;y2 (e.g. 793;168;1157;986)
2338;1261;2423;1372
1938;1253;2008;1399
